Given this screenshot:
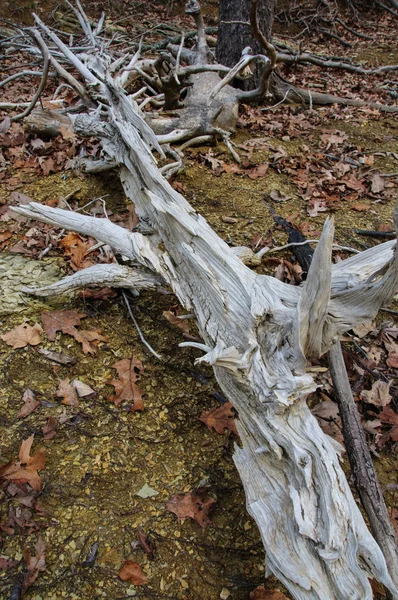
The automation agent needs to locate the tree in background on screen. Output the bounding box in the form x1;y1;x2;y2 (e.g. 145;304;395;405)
216;0;275;81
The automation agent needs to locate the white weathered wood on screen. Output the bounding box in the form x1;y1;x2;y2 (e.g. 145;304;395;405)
21;263;163;297
10;7;398;598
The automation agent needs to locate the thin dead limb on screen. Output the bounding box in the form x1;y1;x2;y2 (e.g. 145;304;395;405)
11;29;50;122
329;342;398;592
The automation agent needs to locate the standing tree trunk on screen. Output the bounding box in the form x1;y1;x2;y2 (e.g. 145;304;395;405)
216;0;275;86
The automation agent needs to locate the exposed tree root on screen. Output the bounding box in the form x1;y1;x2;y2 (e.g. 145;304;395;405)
271;73;398;112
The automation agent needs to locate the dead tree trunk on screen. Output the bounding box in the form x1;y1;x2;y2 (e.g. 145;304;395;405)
217;0;275;64
7;3;398;598
217;0;275;88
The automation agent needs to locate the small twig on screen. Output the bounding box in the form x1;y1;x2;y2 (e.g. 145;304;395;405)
0;70;55;89
257;239;360;257
355;230;395;239
261;88;292;111
221;20;250;26
375;0;398;16
319;27;352;48
11;30;51;122
122;291;162;360
215;129;241;164
335;18;373;41
174;33;185;85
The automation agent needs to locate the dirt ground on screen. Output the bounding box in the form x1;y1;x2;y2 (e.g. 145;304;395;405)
1;2;398;600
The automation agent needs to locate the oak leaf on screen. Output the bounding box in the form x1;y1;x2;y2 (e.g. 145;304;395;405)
23;537;46;592
370;173;385;194
41;310;106;354
59;232;95;270
137;528;155;560
379;406;398;442
71;379;96;398
200;402;238;435
352;202;371;212
41;309;86;341
166;488;216;528
119;560;148;585
57;379;79;408
0;435;45;491
17;389;40;418
73;329;107;355
360;380;392;407
163;305;191;336
385;341;398;369
1;322;43;348
246;163;268;179
108;358;144;410
42;416;57;440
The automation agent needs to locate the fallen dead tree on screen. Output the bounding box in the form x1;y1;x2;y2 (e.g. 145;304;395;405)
5;2;398;598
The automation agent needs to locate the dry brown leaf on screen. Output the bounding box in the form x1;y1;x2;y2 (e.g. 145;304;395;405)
352;202;371;212
166;488;216;528
57;378;79;408
41;310;105;354
80;287;117;300
59;122;77;142
250;587;288;600
1;322;43;348
41;309;86;341
200;402;238;435
73;329;107;355
270;189;291;203
17;389;40;419
311;397;344;445
311;399;339;420
163;305;191;336
370;173;385;194
246;163;268;179
42;416;57;440
378;406;398;441
344;174;366;193
361;380;392;407
71;379;96;398
0;435;45;491
108;358;144;410
320;131;347;148
137;528;155;560
59;232;95;270
23;537;46;592
119;560;148;585
39;157;56;176
0;557;19;570
385;341;398;369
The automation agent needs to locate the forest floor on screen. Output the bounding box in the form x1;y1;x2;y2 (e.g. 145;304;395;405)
1;2;398;600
